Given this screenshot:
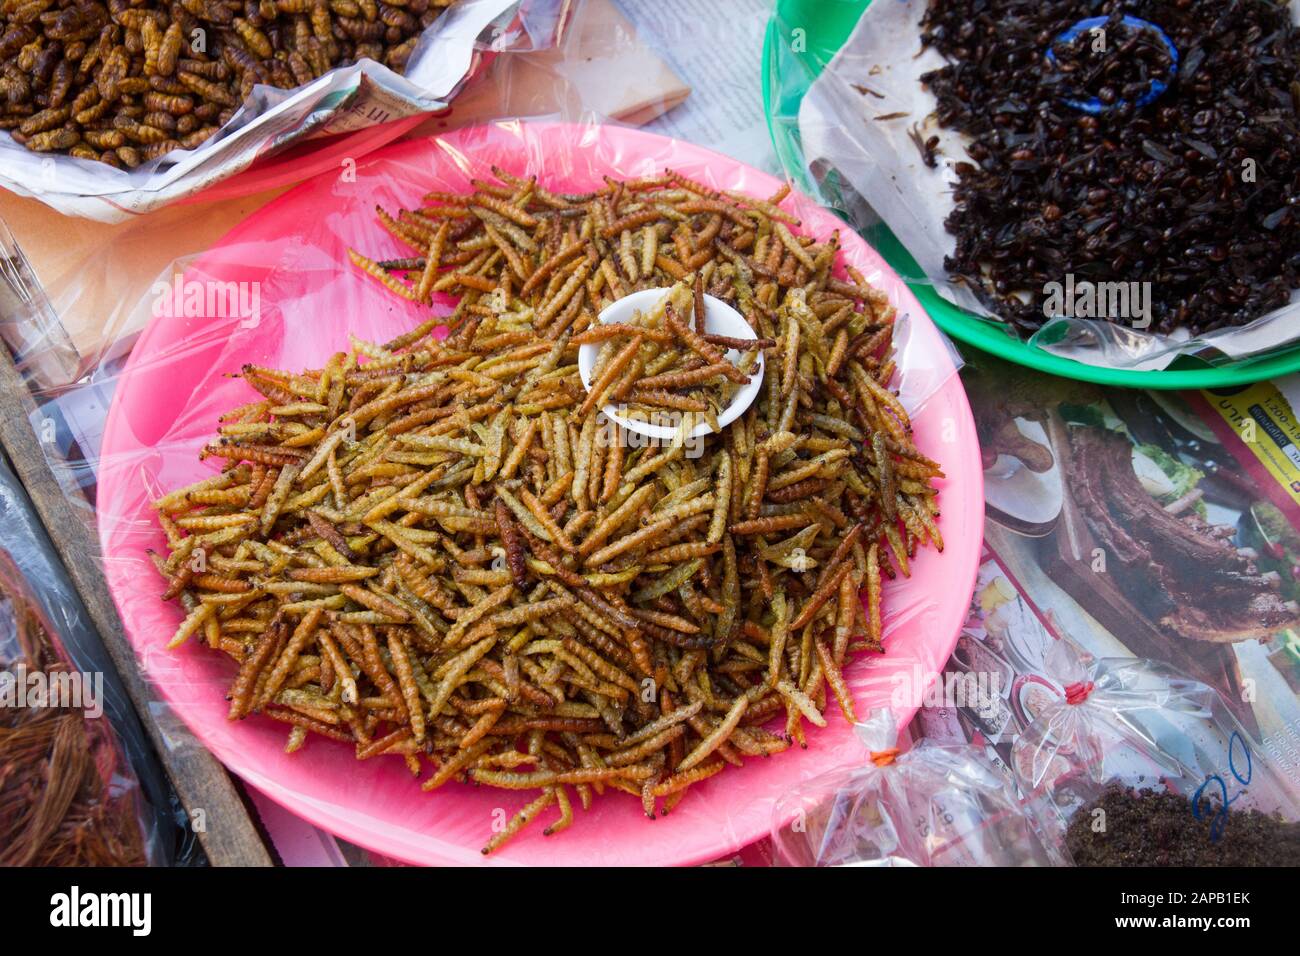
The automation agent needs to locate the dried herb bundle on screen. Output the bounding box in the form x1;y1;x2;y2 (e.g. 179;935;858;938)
151;167;945;852
0;0;457;165
0;549;148;866
921;0;1300;336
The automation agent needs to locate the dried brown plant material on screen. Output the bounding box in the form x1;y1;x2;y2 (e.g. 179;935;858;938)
0;550;148;866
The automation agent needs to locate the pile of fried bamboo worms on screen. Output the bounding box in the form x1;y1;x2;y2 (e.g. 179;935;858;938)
151;167;944;853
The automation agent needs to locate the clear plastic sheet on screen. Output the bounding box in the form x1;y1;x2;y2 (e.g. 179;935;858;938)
0;451;181;865
766;0;1300;373
0;0;568;222
770;708;1053;866
1012;642;1300;865
5;115;981;865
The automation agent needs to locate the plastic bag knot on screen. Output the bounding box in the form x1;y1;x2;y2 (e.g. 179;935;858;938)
1064;681;1095;705
869;748;900;767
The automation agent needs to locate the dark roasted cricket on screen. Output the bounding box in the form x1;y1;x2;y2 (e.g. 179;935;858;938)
0;0;457;166
920;0;1300;337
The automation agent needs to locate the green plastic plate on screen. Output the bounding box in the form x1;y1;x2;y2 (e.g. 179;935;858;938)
761;0;1300;389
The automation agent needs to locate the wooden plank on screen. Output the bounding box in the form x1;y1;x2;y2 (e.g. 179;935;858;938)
0;341;273;867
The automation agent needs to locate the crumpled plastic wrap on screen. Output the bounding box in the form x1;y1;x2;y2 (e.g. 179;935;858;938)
0;0;569;222
771;708;1053;866
768;0;1300;372
2;115;978;865
1012;642;1300;865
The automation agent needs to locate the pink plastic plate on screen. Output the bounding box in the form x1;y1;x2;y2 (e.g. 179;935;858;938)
97;122;984;866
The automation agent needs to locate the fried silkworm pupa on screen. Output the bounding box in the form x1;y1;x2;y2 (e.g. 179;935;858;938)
0;0;459;161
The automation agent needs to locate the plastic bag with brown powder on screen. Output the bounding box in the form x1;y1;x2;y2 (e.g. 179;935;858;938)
1066;785;1300;867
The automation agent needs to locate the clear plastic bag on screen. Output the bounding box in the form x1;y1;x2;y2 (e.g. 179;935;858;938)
0;451;189;865
771;708;1053;866
1012;642;1300;866
0;543;151;865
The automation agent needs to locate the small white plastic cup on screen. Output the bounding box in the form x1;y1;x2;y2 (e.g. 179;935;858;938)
577;287;765;441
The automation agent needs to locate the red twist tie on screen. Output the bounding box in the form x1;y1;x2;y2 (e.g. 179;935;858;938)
1064;681;1095;705
869;748;900;767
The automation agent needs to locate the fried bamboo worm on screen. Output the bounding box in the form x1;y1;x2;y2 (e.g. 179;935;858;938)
228;619;284;720
387;630;426;742
703;334;777;350
664;307;750;383
579;334;642;417
649;760;726;796
494;498;529;587
466;766;653;789
677;695;748;772
814;639;856;724
693;272;707;336
349;249;419;301
791;560;852;631
416;220;451;304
